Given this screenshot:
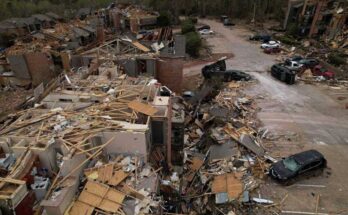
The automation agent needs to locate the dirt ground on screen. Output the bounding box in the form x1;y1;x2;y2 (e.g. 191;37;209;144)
184;19;348;214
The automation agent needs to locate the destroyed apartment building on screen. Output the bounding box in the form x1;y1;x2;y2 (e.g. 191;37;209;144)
0;55;284;215
0;4;184;91
0;2;294;215
0;58;187;214
284;0;348;38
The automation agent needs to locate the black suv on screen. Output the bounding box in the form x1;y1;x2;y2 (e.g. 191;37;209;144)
249;34;271;43
271;64;296;85
298;58;319;69
269;150;327;185
202;59;251;82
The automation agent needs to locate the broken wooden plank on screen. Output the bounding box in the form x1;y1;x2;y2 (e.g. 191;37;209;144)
127;100;158;116
108;170;129;186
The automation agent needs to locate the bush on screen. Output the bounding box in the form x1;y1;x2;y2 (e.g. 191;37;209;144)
157;12;171;27
286;23;300;37
185;32;202;57
181;19;195;34
188;16;198;24
328;53;346;66
276;35;300;46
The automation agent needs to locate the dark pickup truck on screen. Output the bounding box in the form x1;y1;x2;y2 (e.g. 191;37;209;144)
271;64;296;85
202;58;251;82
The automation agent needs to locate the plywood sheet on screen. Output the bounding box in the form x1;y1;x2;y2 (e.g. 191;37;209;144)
84;180;108;197
105;189;125;203
128;100;158;116
211;173;243;199
108;170;129;186
98;163;114;183
78;180;125;213
99;199;121;213
211;175;226;193
226;174;243;199
70;201;94;215
78;191;103;207
189;157;204;171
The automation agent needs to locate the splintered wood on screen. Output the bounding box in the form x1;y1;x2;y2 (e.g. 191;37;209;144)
211;173;243;200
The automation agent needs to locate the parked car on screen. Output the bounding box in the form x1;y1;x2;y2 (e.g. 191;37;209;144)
264;47;281;54
284;60;303;72
199;29;214;35
203;70;251;82
269;150;327;185
250;34;271;43
286;55;303;63
312;65;335;79
271;64;296;84
261;41;280;49
298;58;320;69
197;25;211;31
202;58;251;82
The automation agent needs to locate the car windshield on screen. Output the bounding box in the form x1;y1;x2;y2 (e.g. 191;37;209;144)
282;157;301;172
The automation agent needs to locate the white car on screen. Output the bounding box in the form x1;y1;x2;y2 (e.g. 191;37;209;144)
199;29;214;35
284;60;303;71
261;41;280;49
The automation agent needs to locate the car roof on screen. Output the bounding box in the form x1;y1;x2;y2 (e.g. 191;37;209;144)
292;150;324;165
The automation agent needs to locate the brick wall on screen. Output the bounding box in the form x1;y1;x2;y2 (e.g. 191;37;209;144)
156;58;183;93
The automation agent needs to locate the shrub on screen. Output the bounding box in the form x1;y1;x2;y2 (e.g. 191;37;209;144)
286;23;300;37
181;19;195;34
328;53;346;66
276;35;300;46
157;12;171;27
185;32;201;57
188;16;198;24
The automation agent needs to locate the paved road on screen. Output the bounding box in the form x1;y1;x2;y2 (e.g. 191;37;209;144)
201;19;348;146
198;19;348;213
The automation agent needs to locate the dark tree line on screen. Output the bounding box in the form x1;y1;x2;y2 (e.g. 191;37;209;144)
0;0;113;21
143;0;287;22
0;0;287;22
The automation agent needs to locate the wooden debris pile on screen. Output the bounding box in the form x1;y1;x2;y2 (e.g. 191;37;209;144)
69;156;161;215
171;80;277;214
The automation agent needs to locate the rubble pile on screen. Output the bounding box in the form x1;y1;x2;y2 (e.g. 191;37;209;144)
0;56;284;215
0;60;171;214
157;80;279;214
